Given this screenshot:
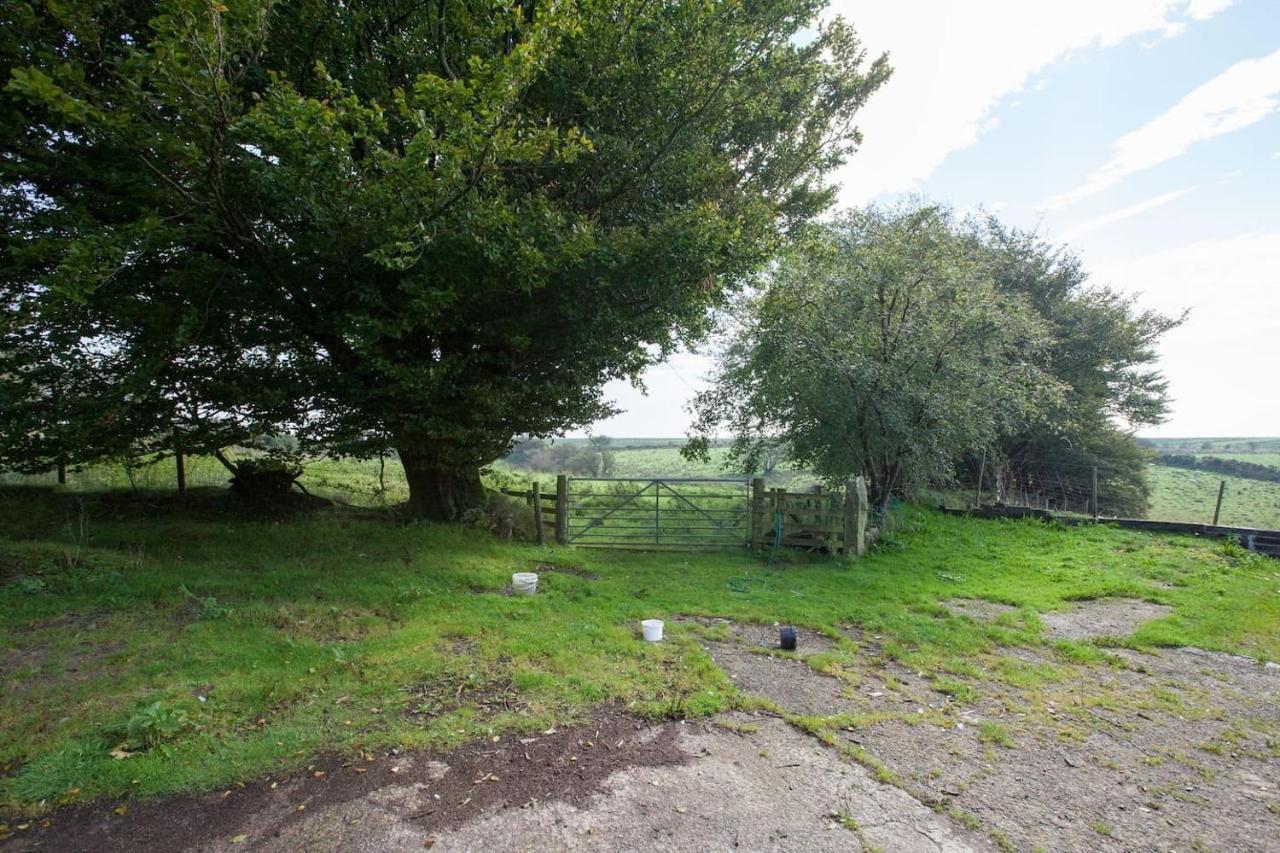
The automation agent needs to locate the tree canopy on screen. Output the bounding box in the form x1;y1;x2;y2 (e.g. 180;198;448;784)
978;220;1183;516
1;0;889;517
688;204;1061;507
688;203;1182;511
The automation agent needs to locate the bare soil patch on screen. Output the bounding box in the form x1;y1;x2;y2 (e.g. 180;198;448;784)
1040;598;1173;640
434;714;989;853
943;599;1019;622
2;707;992;853
1;611;124;694
1;705;683;853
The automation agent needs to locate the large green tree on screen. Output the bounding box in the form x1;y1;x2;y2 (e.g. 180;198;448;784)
0;0;889;517
688;204;1060;507
977;220;1183;516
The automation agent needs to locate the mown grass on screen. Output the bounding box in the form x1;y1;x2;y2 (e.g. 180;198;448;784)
1147;464;1280;529
1;486;1278;817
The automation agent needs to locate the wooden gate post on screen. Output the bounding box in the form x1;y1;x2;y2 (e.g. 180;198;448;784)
844;476;868;557
531;481;546;545
555;475;569;545
750;478;765;548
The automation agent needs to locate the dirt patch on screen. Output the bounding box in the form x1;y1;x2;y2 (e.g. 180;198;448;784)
1040;598;1173;640
943;599;1019;622
1;710;993;853
1;611;124;693
676;616;837;657
434;714;990;852
702;640;856;716
1;705;683;853
402;675;527;721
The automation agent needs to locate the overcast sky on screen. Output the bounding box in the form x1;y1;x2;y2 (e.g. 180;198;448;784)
575;0;1279;440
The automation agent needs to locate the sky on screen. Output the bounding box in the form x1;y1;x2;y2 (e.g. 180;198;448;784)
575;0;1280;439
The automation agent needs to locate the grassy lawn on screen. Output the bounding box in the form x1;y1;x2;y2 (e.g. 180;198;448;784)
1147;464;1280;529
2;486;1278;817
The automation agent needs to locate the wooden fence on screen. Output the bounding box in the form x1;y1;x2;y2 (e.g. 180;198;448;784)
502;474;868;555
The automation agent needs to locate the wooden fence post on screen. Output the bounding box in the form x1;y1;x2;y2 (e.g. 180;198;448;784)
974;450;986;508
844;476;868;557
532;481;545;545
555;475;569;545
750;478;765;548
1212;480;1225;527
772;488;786;545
1091;466;1099;520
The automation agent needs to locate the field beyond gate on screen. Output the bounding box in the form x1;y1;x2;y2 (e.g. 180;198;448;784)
566;478;750;548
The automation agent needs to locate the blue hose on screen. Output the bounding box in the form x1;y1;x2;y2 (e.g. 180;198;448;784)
766;509;783;570
728;510;784;594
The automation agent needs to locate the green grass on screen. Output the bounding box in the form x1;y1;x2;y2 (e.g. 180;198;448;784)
600;445;818;489
2;486;1279;817
1147;465;1280;529
1141;437;1280;454
1195;452;1280;470
0;453;411;507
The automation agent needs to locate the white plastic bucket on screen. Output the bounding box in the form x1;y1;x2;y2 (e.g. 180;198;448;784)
512;572;538;596
641;619;664;642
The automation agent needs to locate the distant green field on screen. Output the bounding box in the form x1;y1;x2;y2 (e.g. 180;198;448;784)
0;454;412;507
1194;452;1280;469
1146;464;1280;529
605;445;817;489
1141;436;1280;454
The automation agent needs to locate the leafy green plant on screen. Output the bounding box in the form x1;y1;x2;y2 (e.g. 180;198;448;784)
122;702;193;754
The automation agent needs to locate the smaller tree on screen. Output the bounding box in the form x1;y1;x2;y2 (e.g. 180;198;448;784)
585;435;616;477
688;204;1061;507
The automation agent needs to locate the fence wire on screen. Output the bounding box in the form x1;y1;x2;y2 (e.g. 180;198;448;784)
966;459;1280;531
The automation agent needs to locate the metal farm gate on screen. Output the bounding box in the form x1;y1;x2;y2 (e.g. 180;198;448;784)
566;478;750;548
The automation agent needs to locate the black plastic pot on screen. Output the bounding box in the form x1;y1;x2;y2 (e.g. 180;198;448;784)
779;626;797;651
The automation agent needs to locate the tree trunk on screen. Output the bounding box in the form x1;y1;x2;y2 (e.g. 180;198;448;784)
399;448;486;521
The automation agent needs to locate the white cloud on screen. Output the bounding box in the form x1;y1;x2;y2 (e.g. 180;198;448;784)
1098;232;1280;436
1057;186;1195;241
1045;47;1280;208
570;350;716;438
1185;0;1235;20
829;1;1232;205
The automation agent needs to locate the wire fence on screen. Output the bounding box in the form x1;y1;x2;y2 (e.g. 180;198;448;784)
955;459;1280;531
8;451;1280;533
